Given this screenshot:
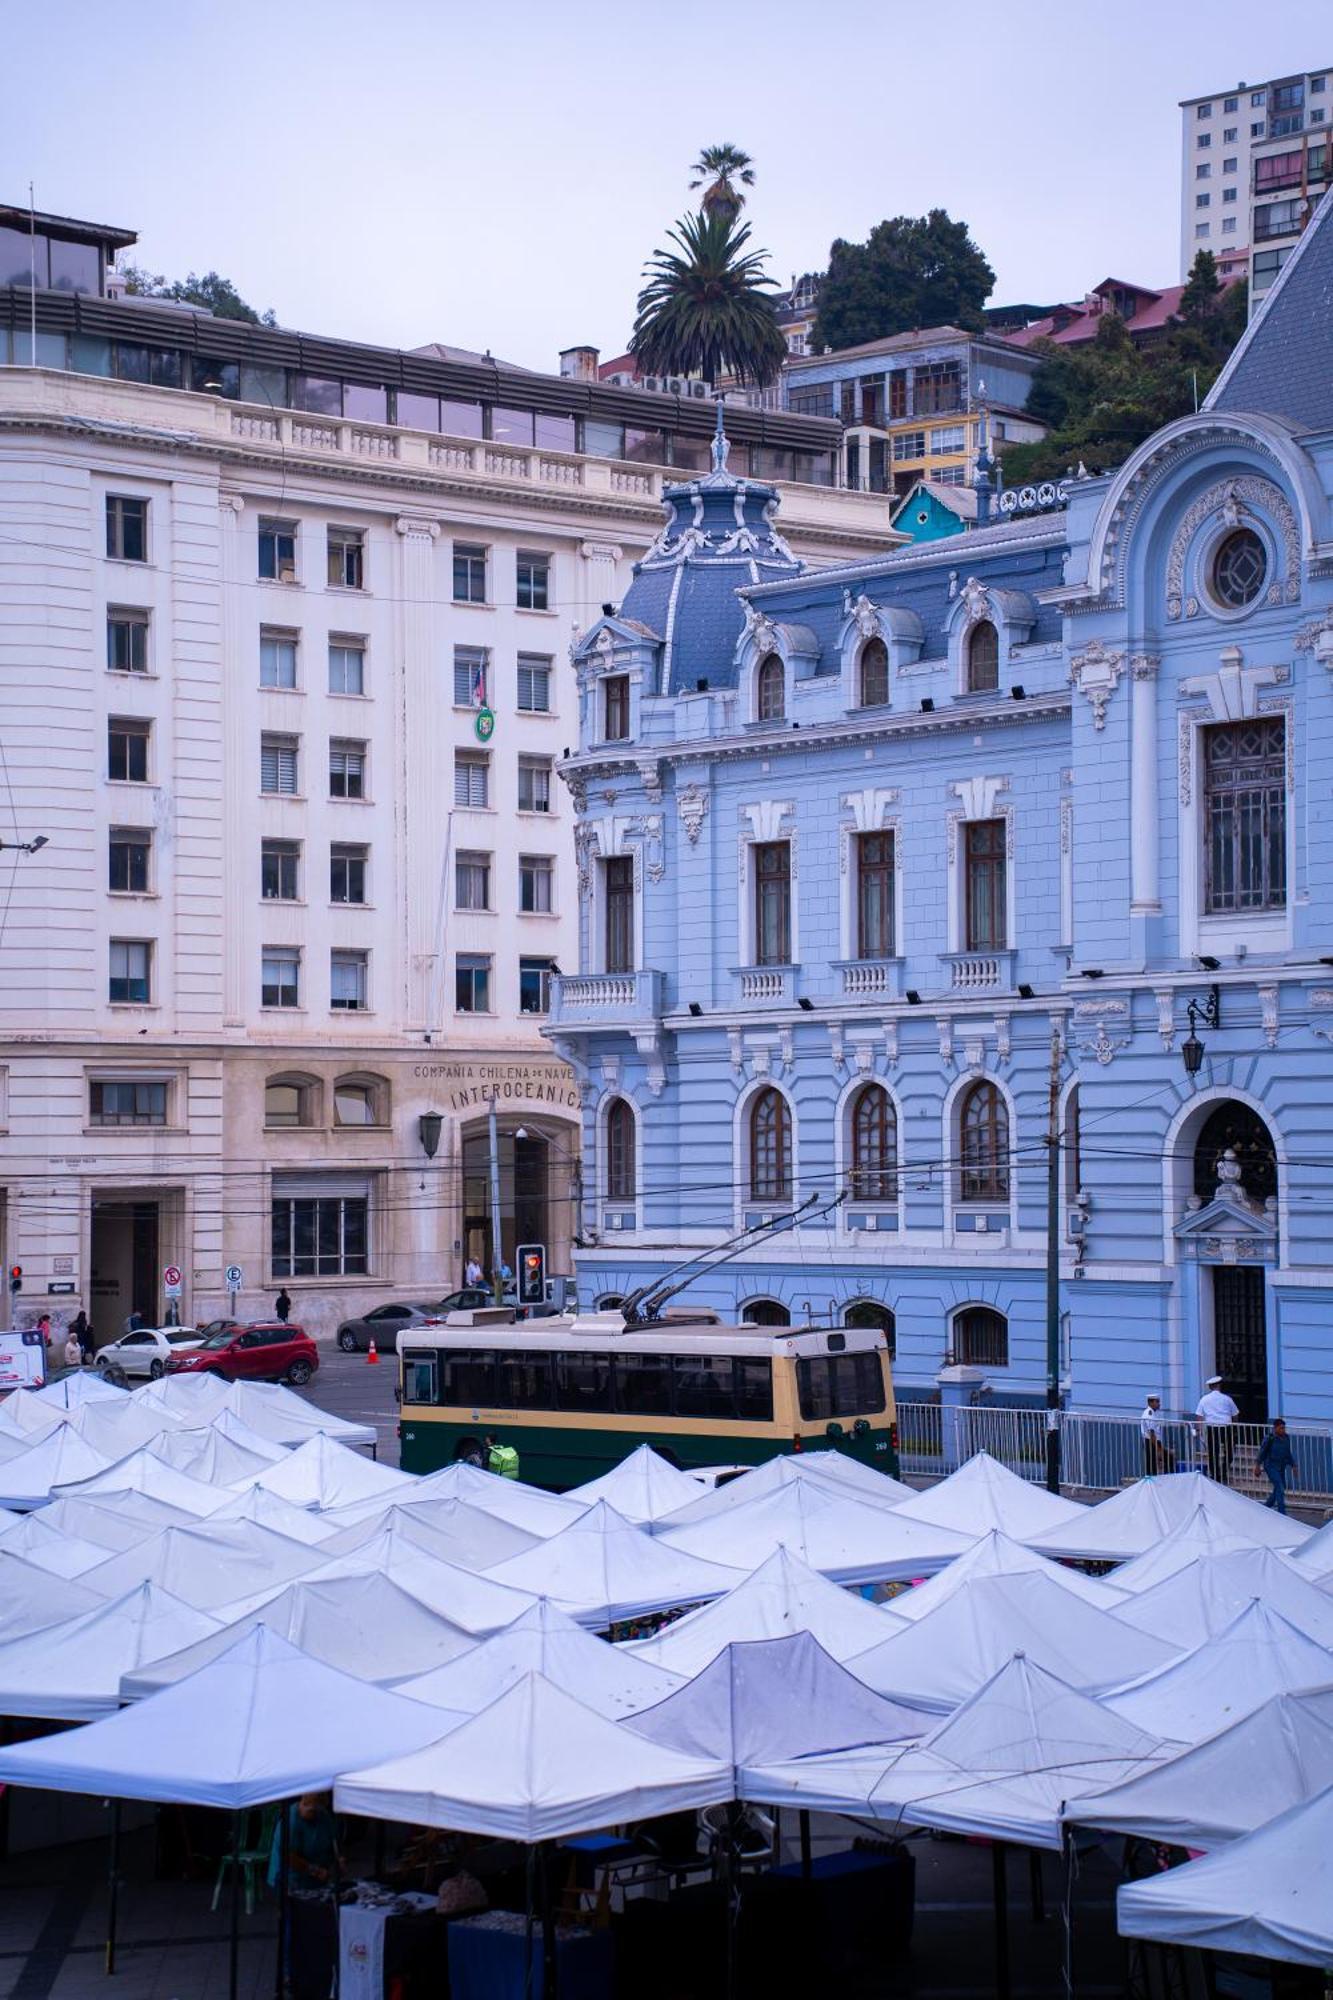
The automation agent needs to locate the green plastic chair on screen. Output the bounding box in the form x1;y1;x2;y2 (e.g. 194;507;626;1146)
212;1804;280;1916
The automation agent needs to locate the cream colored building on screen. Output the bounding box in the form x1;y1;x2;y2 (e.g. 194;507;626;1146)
0;234;892;1341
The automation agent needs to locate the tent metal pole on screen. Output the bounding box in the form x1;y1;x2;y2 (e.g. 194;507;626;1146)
105;1799;121;1975
798;1808;812;1882
228;1810;242;2000
274;1802;289;2000
992;1841;1011;2000
1063;1828;1076;1999
540;1840;559;2000
1030;1845;1045;1923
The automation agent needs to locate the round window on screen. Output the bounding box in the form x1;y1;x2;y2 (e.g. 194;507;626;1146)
1210;527;1267;610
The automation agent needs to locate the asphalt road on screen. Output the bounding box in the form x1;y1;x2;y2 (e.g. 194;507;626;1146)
294;1340;403;1464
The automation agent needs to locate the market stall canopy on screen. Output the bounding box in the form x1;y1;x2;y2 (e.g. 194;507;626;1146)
887;1527;1126;1622
655;1478;971;1587
743;1653;1172;1850
1098;1507;1261;1591
69;1401;182;1460
78;1519;325;1610
120;1571;478;1698
147;1426;285;1487
0;1627;461;1809
629;1631;924;1766
204;1484;343;1545
243;1432;414;1511
396;1598;683;1719
0;1580;220;1718
623;1546;903;1675
565;1443;712;1525
0;1427;114;1510
336;1670;734;1843
1112;1547;1333;1649
288;1529;538;1634
134;1373;233;1421
847;1570;1179;1711
1288;1514;1333;1579
317;1499;538;1570
0;1549;103;1638
1116;1785;1333;1967
34;1490;192;1549
1106;1599;1333;1741
1071;1687;1333;1851
652;1450;911;1531
53;1447;229;1518
485;1500;746;1625
0;1511;114;1579
221;1381;376;1449
888;1451;1086;1540
33;1371;126;1410
1026;1471;1310;1563
369;1460;586;1537
0;1393;68;1441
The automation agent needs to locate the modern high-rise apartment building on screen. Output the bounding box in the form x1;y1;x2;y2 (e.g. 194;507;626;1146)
1179;67;1331;301
0;204;889;1342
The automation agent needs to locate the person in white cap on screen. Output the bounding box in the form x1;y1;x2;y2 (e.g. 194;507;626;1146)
1139;1394;1172;1476
1195;1374;1239;1483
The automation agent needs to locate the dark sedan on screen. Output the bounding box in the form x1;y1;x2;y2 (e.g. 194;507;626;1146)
334;1295;488;1354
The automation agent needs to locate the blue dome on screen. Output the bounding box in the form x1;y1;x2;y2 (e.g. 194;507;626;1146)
616;420;804;694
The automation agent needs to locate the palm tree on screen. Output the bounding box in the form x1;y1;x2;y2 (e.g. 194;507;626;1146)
688;144;756;222
630;210;787;389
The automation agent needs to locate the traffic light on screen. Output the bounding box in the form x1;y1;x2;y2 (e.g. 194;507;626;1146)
8;1265;21;1295
517;1244;545;1306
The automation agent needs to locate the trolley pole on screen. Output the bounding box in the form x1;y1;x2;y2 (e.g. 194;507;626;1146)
1044;1025;1063;1495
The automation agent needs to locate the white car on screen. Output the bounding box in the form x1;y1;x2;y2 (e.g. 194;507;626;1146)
95;1326;204;1380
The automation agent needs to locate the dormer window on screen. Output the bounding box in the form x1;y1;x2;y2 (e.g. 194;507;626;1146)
967;621;999;693
858;638;889;708
756;653;785;722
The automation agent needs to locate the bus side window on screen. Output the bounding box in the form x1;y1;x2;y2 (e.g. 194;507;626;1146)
611;1353;672;1417
672;1355;735;1419
442;1348;496;1406
496;1351;552;1409
402;1350;438;1404
797;1352;886;1421
555;1350;610;1413
733;1356;775;1423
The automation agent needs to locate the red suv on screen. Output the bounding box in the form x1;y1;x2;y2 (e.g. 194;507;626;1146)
164;1321;318;1386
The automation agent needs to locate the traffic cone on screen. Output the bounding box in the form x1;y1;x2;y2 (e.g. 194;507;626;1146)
367;1339;379;1365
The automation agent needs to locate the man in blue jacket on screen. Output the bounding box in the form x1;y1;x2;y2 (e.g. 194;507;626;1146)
1257;1418;1296;1513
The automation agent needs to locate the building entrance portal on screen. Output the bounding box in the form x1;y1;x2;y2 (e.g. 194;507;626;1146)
90;1199;161;1337
461;1127;552;1289
1211;1265;1268;1423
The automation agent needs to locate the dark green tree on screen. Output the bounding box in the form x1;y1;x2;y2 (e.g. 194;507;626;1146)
688;144;756;223
812;210;995;351
630;210;787;388
1178;247;1223;322
121;265;277;327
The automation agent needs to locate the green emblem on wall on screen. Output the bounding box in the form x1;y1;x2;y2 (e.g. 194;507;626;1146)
474;706;495;742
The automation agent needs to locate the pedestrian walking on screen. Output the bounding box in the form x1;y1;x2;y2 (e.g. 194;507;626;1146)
1257;1417;1296;1513
70;1310;90;1362
1195;1374;1240;1483
63;1330;83;1369
464;1257;483;1290
275;1288;292;1323
1139;1394;1173;1476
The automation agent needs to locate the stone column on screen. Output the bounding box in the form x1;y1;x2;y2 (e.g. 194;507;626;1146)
218;493;249;1027
393;517;441;1030
1129;655;1161;914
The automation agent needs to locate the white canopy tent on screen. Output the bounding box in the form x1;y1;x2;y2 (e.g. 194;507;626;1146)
1026;1472;1309;1563
396;1599;684;1719
0;1627;461;1808
0;1510;115;1579
484;1499;746;1626
0;1580;221;1719
336;1670;734;1843
655;1477;972;1586
78;1519;326;1610
742;1654;1172;1850
886;1528;1127;1622
629;1632;925;1766
33;1490;193;1549
0;1427;114;1509
1096;1507;1262;1592
242;1432;413;1510
888;1452;1086;1540
1116;1786;1333;1967
368;1460;585;1536
282;1529;538;1634
650;1451;911;1532
622;1547;904;1675
1112;1547;1333;1649
1289;1514;1333;1579
317;1499;539;1570
1071;1688;1333;1851
32;1371;126;1410
120;1572;480;1697
222;1381;376;1449
133;1373;233;1422
204;1485;342;1545
564;1443;713;1525
0;1550;103;1638
846;1571;1179;1711
0;1391;68;1440
53;1448;229;1517
69;1401;184;1461
1105;1599;1333;1741
147;1426;286;1487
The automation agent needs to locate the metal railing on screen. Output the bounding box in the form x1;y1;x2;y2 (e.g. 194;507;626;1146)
895;1400;1333;1503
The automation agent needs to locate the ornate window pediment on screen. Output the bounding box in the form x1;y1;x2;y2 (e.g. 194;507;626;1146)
1165;474;1301;623
944;577;1036;694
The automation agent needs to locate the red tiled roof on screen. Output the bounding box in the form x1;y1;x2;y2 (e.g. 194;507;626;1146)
1004;276;1238;349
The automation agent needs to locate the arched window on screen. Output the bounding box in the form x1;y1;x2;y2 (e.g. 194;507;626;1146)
605;1097;636;1201
959;1081;1009;1202
1193;1102;1277;1206
265;1074;319;1129
756;652;785;722
749;1087;792;1202
844;1299;895;1359
595;1293;624;1311
954;1306;1008;1366
858;636;889;708
333;1073;388;1127
850;1085;897;1201
742;1298;791;1327
966;620;999;693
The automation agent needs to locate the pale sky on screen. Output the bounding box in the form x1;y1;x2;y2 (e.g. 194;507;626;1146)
5;0;1330;371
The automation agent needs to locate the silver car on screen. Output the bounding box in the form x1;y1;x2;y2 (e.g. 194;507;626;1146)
95;1326;204;1380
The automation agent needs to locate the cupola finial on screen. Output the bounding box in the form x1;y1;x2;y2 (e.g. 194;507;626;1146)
711;397;730;475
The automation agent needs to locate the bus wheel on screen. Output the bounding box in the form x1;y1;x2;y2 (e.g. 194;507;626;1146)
454;1437;486;1468
648;1444;682;1470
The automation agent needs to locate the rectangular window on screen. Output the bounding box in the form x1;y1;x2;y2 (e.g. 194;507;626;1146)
516;551;550;611
1197;101;1212;118
105;495;148;563
892;430;927;461
261;839;300;901
328;639;365;695
272;1194;369;1278
1252;90;1266;106
258;518;297;582
455;953;491;1012
1196;193;1211;209
754;841;792;966
1196;163;1211;179
1255;198;1305;241
262;948;301;1009
90;1078;168;1126
109;939;151;1005
401;1350;438;1405
453;542;488;603
290;376;342;416
789;384;835;419
1222;217;1238;232
330;949;368;1011
912;361;963;415
330;843;367;905
455;850;491;910
108;828;150;894
928;425;966;454
555;1351;611;1414
604;855;634;973
1224;124;1238;139
611;1352;673;1418
796;1351;886;1421
327;526;365;590
1223;156;1237;172
1251;121;1266;137
603;675;629;741
107;608;149;674
260;734;299;795
440;1348;498;1405
1195;224;1211;238
453;646;489;708
964;819;1007;950
1224;96;1238;112
1224;186;1238;202
856;831;895;958
454;753;490;809
329;740;366;799
517;757;552;813
1255;149;1304;192
517;655;552;713
259;629;298;689
1197;132;1211;148
888;369;908;419
1203;718;1287;914
519;854;554;913
108;719;150;783
519;956;555;1015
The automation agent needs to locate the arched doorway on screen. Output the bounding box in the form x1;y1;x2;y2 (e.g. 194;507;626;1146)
459;1119;577;1289
1191;1100;1278;1422
1193;1102;1277;1206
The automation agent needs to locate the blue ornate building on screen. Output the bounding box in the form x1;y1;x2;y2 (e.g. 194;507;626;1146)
547;199;1333;1423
